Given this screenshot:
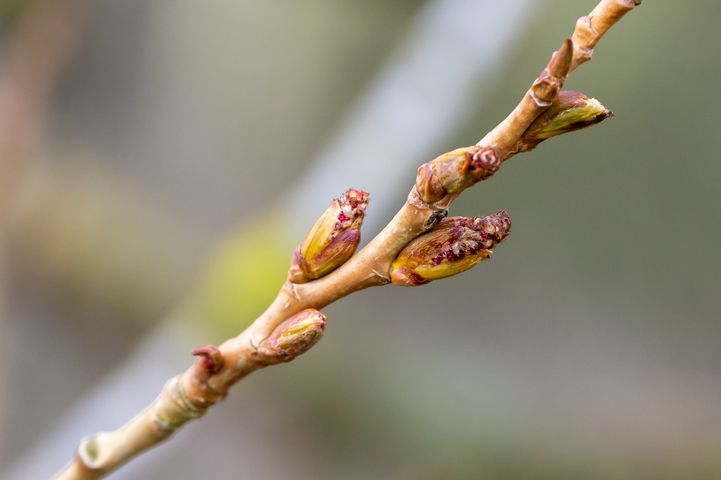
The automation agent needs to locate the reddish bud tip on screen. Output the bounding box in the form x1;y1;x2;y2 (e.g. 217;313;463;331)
471;147;501;173
485;210;512;241
191;344;225;374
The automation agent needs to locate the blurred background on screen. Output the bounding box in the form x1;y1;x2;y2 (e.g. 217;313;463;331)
1;0;720;478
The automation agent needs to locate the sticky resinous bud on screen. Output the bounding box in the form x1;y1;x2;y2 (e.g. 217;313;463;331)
289;189;369;283
516;90;612;153
390;211;511;286
255;309;327;365
416;146;501;204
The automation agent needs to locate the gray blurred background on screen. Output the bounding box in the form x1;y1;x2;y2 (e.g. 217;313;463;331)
1;0;720;479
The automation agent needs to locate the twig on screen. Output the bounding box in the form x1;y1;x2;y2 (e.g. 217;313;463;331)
54;1;641;478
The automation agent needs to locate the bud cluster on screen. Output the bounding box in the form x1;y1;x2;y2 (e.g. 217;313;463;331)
390;211;511;286
289;189;369;283
416;146;501;204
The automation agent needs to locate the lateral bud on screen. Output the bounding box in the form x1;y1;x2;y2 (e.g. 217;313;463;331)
416;146;501;203
390;211;511;286
191;344;224;375
255;309;327;364
531;38;573;104
516;90;612;153
289;189;369;283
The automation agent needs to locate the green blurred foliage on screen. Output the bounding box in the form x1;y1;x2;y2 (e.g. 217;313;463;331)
0;0;25;30
187;213;292;340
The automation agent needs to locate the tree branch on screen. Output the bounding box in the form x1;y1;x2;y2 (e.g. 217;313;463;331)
54;1;641;478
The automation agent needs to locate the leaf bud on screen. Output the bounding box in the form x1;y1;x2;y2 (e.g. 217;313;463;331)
416;146;501;204
255;309;327;364
390;211;511;286
517;90;612;153
289;189;369;283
